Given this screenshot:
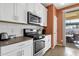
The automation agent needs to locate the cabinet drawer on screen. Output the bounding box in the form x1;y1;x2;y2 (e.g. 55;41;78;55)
1;43;18;55
16;39;33;48
1;49;18;56
1;39;33;55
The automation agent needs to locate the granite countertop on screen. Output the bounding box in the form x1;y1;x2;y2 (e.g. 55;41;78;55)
0;36;33;46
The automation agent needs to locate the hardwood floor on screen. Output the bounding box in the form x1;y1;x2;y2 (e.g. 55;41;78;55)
44;43;79;56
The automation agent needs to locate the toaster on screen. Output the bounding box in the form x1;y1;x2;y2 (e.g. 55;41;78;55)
0;32;9;40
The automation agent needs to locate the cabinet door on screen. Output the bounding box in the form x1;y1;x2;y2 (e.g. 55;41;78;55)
43;8;47;26
2;45;33;56
14;3;26;23
40;5;47;26
44;35;51;52
47;35;51;48
16;44;33;56
27;3;35;14
23;45;33;56
16;49;24;56
0;3;14;21
3;52;16;56
34;3;42;17
2;49;24;56
2;50;18;56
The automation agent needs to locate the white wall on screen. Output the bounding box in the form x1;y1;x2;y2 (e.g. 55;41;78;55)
0;22;43;37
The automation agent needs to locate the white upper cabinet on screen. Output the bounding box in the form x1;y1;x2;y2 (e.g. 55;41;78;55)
26;3;35;14
14;3;26;23
34;3;42;17
26;3;42;17
35;4;47;26
0;3;47;26
40;5;47;26
44;7;47;26
0;3;14;21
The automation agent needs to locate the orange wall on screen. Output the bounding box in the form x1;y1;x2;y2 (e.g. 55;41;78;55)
56;10;63;44
45;5;57;48
45;5;53;34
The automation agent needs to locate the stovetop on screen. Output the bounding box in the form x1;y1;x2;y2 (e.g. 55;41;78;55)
24;33;45;40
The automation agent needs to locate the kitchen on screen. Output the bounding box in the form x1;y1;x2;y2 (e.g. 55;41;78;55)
0;3;79;56
0;3;52;56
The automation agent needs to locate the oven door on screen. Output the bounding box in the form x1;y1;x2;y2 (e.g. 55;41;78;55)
33;40;45;55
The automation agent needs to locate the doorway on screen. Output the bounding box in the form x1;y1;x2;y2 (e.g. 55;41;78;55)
63;7;79;48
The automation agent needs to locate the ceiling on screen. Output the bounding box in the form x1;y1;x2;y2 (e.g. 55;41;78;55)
42;3;75;9
64;10;79;20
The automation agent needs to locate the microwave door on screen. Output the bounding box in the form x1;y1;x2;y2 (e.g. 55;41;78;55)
28;12;41;25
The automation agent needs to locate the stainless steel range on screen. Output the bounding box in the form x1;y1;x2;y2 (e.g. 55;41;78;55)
23;28;45;56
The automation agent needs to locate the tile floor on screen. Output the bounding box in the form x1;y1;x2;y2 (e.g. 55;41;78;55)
44;43;79;56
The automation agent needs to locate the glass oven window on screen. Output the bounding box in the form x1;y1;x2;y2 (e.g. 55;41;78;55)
34;40;45;54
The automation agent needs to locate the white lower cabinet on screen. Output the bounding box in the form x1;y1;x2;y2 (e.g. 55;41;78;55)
3;46;33;56
23;45;33;56
42;35;51;54
2;50;18;56
2;49;25;56
1;39;33;56
45;35;51;52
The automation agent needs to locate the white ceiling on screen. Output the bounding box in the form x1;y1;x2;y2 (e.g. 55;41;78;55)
42;3;75;9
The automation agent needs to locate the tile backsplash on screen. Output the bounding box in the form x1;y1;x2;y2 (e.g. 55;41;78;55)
0;22;43;37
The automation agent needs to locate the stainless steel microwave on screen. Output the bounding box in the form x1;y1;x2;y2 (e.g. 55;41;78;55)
27;12;41;25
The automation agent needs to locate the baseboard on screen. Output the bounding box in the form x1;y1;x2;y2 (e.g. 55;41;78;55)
50;44;63;49
56;44;63;46
51;45;56;49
